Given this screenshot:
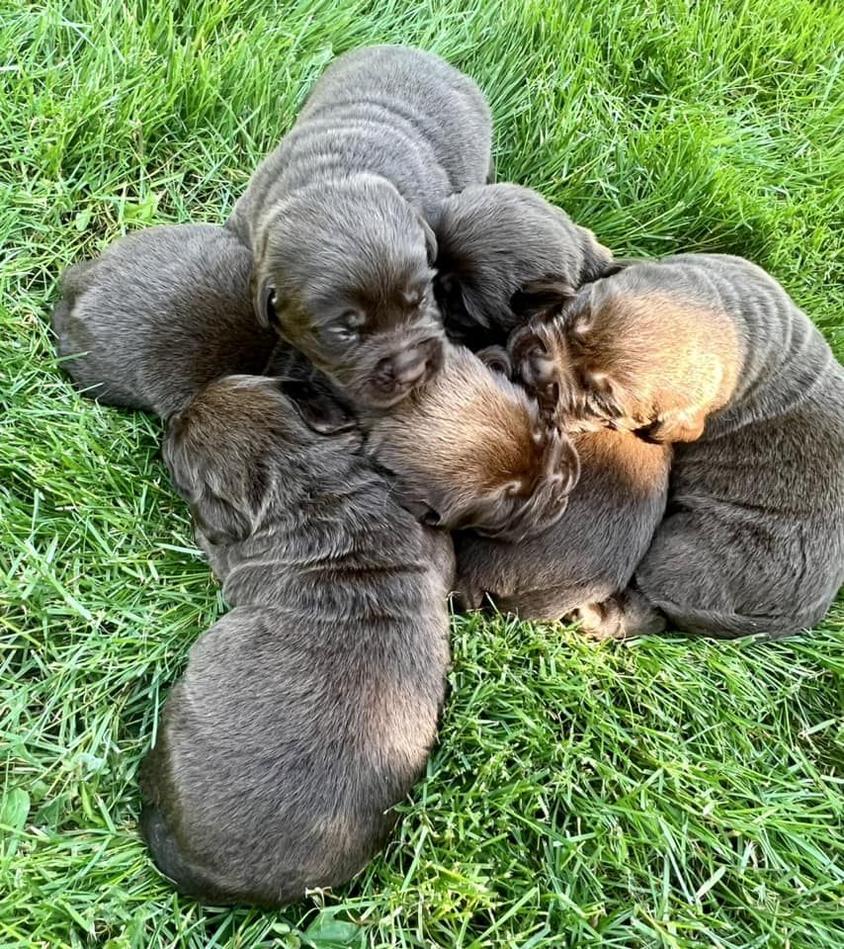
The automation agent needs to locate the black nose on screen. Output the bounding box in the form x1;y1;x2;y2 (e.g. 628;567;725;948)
373;337;443;394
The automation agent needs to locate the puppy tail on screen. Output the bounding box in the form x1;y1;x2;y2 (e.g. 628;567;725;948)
140;805;237;906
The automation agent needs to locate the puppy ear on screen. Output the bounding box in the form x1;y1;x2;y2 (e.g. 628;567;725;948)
277;379;357;435
510;277;576;318
417;213;438;265
252;272;279;329
476;345;513;377
579;241;624;285
163;418;257;545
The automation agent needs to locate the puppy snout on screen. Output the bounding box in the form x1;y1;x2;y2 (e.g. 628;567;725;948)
373;336;443;395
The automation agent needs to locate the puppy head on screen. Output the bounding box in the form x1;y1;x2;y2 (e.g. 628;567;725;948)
164;375;357;546
370;346;580;541
254;175;444;410
508;275;640;428
432;183;615;347
509;266;726;442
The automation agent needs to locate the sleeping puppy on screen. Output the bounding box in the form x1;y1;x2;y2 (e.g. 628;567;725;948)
228;44;493;410
512;253;844;639
141;375;453;907
363;342;580;541
455;424;669;629
52;224;276;419
431;183;614;349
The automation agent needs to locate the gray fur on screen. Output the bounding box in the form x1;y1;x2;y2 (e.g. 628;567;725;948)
431;183;615;349
228;45;493;409
516;253;844;639
141;375;454;906
52;224;276;419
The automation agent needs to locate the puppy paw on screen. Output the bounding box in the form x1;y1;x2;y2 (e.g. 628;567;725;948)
641;409;706;444
508;320;563;415
571;590;666;641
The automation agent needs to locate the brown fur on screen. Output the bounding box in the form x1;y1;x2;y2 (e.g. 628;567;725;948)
364;343;580;540
513;254;844;639
455;426;670;624
141;375;454;906
511;279;740;442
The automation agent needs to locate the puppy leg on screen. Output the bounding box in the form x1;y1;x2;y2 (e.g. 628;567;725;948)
634;510;812;639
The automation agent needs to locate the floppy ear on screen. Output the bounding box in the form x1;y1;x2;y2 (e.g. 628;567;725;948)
163;420;256;545
277;378;357;435
579;240;626;284
417;213;438;265
252;271;279;329
510;277;576;318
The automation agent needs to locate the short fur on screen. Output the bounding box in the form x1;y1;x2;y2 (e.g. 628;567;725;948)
52;224;275;419
513;254;844;638
431;183;615;349
228;45;493;409
141;375;454;906
454;427;670;629
363;342;580;540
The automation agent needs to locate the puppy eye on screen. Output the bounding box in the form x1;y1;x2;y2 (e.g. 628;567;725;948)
324;312;361;343
264;286;279;327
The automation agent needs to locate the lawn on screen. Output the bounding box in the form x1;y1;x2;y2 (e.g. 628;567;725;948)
2;0;843;945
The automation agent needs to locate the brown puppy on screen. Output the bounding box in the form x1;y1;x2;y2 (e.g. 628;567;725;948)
363;342;580;540
52;224;275;418
432;183;614;349
455;425;669;629
229;45;493;410
512;253;844;638
141;375;453;906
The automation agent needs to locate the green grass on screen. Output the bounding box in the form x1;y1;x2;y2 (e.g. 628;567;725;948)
2;0;844;945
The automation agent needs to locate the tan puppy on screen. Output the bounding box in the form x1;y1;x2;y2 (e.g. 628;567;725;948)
512;253;844;638
265;341;580;541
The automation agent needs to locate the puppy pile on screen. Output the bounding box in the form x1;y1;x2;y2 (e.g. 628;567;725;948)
53;45;844;906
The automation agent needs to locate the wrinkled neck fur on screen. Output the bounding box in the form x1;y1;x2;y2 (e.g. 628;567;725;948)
702;265;832;428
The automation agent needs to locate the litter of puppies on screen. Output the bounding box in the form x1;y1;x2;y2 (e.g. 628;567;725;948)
52;44;844;906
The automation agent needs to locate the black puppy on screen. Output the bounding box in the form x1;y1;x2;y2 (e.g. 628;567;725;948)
52;224;275;418
229;45;493;409
142;375;454;906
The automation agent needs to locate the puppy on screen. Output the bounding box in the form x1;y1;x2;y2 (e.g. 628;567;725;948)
228;45;493;409
141;375;454;906
512;253;844;638
455;425;670;629
431;183;614;349
52;224;276;418
363;342;581;540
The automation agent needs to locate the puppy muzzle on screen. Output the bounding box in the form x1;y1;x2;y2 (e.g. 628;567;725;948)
364;334;445;407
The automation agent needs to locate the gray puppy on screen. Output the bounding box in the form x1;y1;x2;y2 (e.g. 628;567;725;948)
228;45;493;409
52;224;276;419
512;253;844;638
431;183;614;349
141;374;454;906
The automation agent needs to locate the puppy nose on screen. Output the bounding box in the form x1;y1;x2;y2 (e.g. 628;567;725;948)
374;337;443;392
